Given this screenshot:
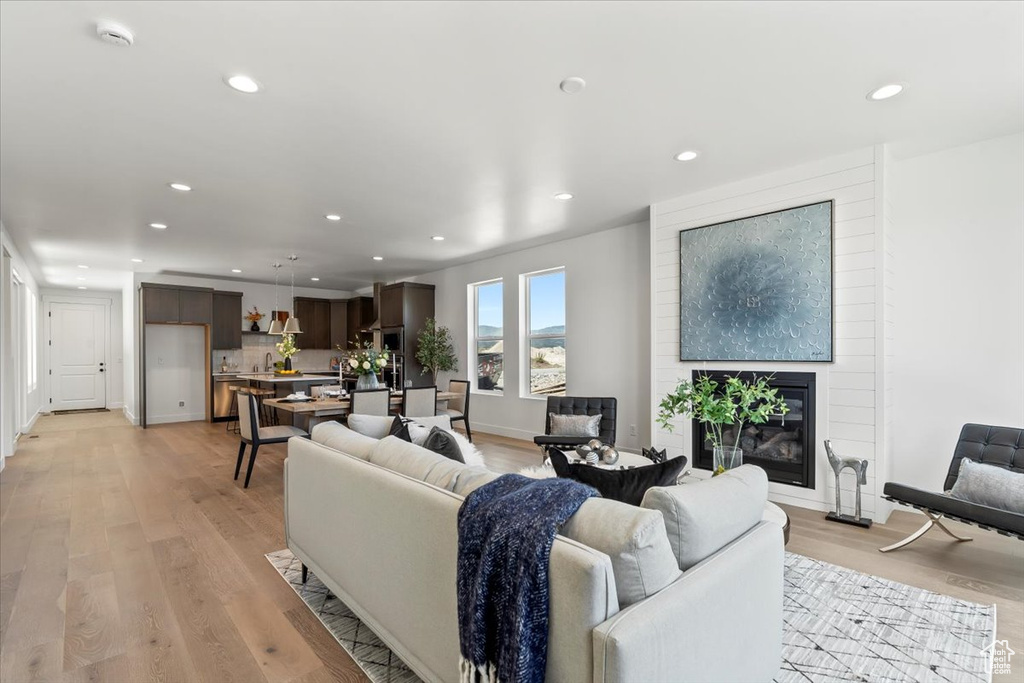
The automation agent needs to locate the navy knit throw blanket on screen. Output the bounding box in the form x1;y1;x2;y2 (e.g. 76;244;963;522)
457;474;598;683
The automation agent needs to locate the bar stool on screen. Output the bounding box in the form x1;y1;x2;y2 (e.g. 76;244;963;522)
245;386;279;426
226;386;244;434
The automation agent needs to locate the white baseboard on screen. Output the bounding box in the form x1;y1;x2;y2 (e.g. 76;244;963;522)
123;406;138;426
471;421;539;443
108;401;123;410
146;412;206;425
22;409;40;435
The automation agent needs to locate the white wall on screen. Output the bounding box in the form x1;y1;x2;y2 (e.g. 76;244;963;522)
411;222;651;451
651;147;896;521
891;133;1024;489
145;325;207;424
0;222;42;468
40;287;124;410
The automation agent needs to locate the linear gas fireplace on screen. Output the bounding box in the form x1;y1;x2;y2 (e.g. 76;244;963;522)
691;370;816;488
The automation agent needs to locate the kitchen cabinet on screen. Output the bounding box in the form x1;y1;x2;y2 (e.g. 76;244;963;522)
179;289;213;325
380;282;435;386
143;286;180;323
212;291;242;349
347;296;374;347
330;299;348;349
293;297;332;349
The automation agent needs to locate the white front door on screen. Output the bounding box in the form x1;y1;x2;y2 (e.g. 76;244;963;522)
49;301;106;411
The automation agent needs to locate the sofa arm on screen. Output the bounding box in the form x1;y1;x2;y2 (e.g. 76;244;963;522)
592;521;783;683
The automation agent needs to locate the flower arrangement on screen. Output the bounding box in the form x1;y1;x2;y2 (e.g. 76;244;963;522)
276;333;299;361
657;373;789;474
344;341;390;377
244;307;264;323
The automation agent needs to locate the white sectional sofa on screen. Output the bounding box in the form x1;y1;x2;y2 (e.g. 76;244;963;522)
284;422;784;683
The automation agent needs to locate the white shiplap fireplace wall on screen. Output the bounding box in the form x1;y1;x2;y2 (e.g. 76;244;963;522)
650;146;896;522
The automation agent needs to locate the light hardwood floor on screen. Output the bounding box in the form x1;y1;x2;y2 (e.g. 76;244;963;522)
0;413;1020;682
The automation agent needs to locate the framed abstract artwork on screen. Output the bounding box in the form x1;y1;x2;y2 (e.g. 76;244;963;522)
678;200;834;362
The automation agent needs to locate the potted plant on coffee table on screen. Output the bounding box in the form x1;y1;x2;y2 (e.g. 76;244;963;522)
657;373;789;475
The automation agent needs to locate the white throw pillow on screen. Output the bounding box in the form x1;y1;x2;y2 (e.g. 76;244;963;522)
949;459;1024;513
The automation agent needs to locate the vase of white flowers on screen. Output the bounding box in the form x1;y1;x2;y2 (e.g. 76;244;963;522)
276;333;299;373
343;342;390;390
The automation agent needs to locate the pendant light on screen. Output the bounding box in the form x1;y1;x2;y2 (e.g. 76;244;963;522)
282;254;303;334
268;263;285;335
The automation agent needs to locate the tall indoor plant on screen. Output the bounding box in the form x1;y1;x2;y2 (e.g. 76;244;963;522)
657;373;789;474
415;317;458;382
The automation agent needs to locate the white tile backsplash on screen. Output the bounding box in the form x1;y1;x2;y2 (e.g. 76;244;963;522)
213;335;340;373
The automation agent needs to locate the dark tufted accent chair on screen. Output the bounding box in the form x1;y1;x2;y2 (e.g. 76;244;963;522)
881;424;1024;551
533;396;617;453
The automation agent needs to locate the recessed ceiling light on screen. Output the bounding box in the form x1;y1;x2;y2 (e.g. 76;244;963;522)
430;236;445;241
372;256;384;261
324;214;342;221
231;269;242;273
554;192;574;200
559;76;586;94
867;83;904;101
674;150;699;162
168;182;191;192
149;223;168;229
310;277;320;282
131;258;144;263
77;277;86;281
78;264;89;269
226;75;261;94
77;286;87;290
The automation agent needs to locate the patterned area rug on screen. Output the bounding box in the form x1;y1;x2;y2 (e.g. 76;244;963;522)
267;550;995;683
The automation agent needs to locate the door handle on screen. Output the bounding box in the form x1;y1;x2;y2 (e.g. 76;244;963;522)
99;369;105;372
99;362;105;366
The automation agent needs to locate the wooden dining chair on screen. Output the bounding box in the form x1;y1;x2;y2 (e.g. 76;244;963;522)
349;388;391;416
235;392;308;488
439;379;472;441
403;386;438;417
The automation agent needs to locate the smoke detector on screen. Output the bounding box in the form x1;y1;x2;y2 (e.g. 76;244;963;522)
96;21;134;47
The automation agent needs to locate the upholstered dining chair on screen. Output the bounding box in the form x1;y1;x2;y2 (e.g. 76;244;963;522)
403;386;438;418
533;396;617;456
438;379;472;441
235;392;308;489
349;387;391;416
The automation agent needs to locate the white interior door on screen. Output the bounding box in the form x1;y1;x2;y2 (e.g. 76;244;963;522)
50;301;106;411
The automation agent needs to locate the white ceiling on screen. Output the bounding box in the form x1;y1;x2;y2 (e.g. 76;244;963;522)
2;1;1022;291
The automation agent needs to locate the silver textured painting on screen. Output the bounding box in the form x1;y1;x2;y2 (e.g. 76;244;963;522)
679;200;833;362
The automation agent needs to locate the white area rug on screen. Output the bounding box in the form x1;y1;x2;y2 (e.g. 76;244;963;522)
267;550;995;683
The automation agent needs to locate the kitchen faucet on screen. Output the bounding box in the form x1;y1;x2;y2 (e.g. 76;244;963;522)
265;352;273;372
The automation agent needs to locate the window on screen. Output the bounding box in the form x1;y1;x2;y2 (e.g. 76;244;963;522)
524;268;565;396
471;280;503;392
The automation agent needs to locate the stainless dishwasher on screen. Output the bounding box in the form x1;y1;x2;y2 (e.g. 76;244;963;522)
213;375;249;421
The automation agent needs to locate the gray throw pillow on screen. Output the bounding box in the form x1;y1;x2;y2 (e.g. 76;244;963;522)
549;413;601;437
948;459;1024;513
422;426;465;463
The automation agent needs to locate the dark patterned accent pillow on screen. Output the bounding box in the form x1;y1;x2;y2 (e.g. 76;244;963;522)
642;447;667;464
422;426;465;463
388;415;411;442
548;447;686;506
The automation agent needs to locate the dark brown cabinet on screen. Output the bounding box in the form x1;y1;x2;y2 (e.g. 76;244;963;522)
330;300;348;349
143;287;180;323
380;286;403;328
347;296;374;347
293;297;332;349
212;292;242;349
179;289;213;325
380;282;435;386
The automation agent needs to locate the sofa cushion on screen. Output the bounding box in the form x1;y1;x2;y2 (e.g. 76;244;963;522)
451;466;501;497
642;464;769;570
561;498;681;607
310;422;378;461
370;436;465;491
347;414;396;439
422;426;465;463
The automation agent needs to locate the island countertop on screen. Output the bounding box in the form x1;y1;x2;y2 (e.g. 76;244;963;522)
235;373;337;383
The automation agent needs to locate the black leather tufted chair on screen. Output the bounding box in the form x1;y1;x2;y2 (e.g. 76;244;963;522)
880;423;1024;551
533;396;617;453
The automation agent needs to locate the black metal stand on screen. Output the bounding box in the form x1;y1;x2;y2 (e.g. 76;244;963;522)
825;511;873;528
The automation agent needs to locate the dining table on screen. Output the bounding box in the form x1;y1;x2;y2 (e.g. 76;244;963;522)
265;390;462;430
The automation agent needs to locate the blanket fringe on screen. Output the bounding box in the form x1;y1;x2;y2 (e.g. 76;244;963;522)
459;657;498;683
